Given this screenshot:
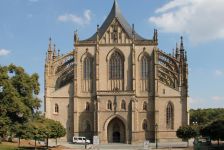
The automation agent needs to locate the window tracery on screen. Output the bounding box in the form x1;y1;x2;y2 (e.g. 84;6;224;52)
166;102;174;129
109;51;123;80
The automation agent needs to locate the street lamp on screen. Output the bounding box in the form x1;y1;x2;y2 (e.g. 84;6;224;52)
155;123;158;149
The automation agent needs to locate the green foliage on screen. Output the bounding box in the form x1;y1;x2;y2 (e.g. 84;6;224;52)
190;108;224;125
176;125;197;140
0;64;41;138
201;120;224;141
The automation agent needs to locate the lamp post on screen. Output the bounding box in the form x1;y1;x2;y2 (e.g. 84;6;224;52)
155;123;158;149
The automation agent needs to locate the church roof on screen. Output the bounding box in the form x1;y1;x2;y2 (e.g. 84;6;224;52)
83;0;147;41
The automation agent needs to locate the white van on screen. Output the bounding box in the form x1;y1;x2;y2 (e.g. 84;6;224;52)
73;136;90;144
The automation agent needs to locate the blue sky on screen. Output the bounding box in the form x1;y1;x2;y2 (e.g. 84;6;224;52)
1;0;224;111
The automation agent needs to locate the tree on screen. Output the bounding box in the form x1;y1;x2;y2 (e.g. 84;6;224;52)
45;119;66;146
0;64;41;138
201;120;224;146
176;125;197;147
190;108;224;125
28;117;66;148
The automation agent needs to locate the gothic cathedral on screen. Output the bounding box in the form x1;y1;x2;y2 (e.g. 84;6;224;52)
44;1;189;144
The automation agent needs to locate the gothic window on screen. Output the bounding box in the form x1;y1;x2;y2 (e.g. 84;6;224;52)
86;102;90;111
121;100;126;110
109;52;123;80
55;104;59;113
142;119;147;130
166;102;174;129
143;101;147;110
107;100;112;110
141;55;149;79
83;56;92;80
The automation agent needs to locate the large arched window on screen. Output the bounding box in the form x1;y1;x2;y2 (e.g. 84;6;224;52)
55;104;59;113
121;100;126;110
166;102;174;129
141;55;149;79
109;51;123;80
84;56;92;80
107;100;112;110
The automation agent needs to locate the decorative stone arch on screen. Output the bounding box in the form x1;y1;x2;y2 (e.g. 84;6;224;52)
137;50;150;62
106;47;125;62
80;50;93;63
103;114;127;130
103;114;127;143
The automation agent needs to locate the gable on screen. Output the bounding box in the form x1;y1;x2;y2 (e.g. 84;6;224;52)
99;18;132;44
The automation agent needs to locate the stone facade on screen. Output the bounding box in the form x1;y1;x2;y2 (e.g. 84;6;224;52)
44;0;189;144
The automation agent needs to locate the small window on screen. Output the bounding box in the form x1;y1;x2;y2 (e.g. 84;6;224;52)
55;104;59;113
86;102;90;111
143;101;147;110
107;100;112;110
142;120;147;130
163;89;166;94
121;100;126;110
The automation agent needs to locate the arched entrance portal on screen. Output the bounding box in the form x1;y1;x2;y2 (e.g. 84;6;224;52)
107;117;125;143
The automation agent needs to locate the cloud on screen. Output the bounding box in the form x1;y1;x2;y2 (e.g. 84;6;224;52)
212;96;224;101
149;0;224;43
58;9;92;26
214;69;223;76
0;49;10;56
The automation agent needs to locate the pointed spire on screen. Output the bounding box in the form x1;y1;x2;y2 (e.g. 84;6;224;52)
58;49;60;57
74;30;79;44
153;29;158;43
172;49;175;57
132;24;135;34
53;44;57;60
132;24;135;41
180;36;184;51
48;37;52;52
96;25;99;42
176;43;180;59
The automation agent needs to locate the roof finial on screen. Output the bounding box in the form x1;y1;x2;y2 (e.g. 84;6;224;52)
53;44;57;60
48;37;52;52
153;29;158;43
180;36;184;51
74;30;79;44
58;49;60;56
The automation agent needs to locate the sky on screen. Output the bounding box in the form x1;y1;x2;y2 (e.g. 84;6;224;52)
1;0;224;111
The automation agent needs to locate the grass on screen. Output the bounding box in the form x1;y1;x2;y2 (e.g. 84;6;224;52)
0;144;17;150
0;142;48;150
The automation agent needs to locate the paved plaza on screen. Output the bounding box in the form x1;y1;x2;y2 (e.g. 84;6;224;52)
49;140;193;150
